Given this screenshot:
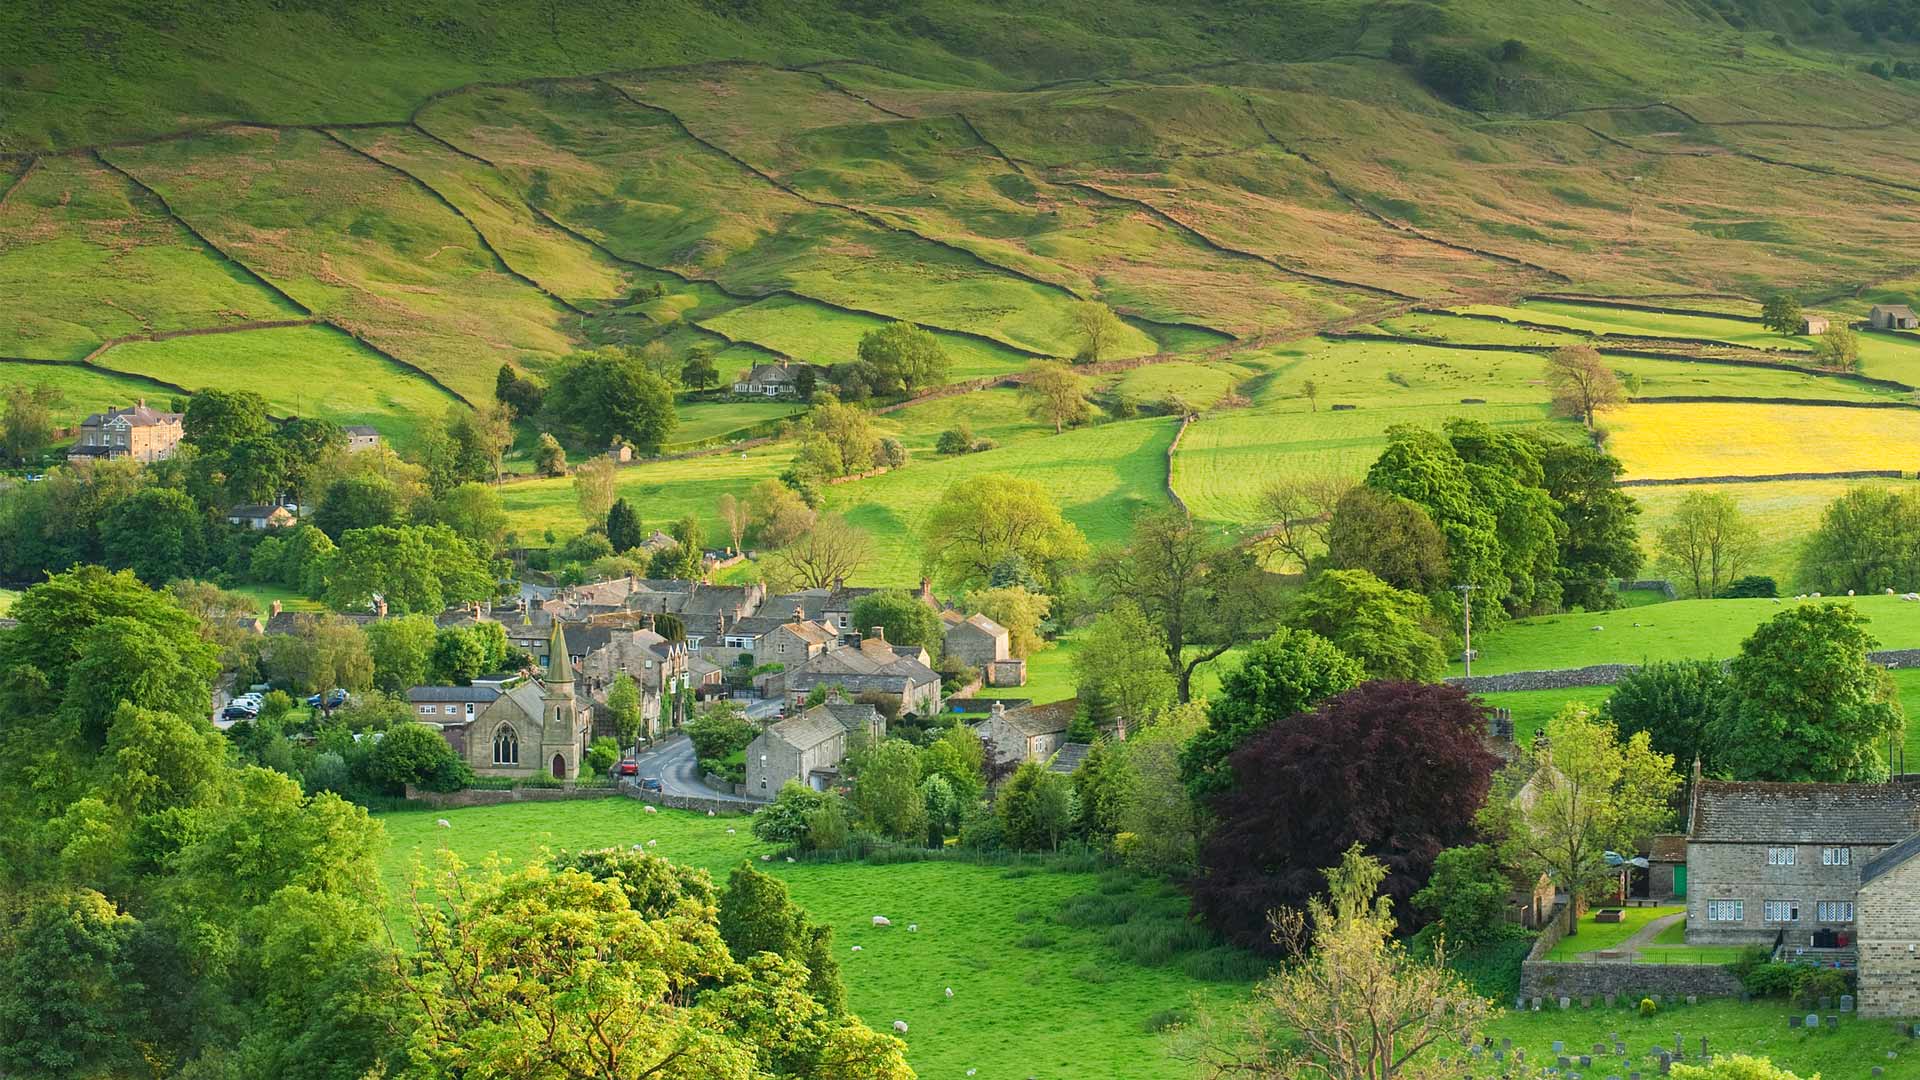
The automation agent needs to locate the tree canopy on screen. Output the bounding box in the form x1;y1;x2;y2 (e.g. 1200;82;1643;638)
921;474;1087;593
1717;604;1906;782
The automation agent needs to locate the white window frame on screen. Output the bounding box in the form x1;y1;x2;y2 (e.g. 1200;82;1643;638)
1821;847;1851;867
1706;900;1744;922
1816;901;1855;923
418;704;435;715
465;702;475;716
443;704;456;715
1767;847;1796;866
1763;901;1800;924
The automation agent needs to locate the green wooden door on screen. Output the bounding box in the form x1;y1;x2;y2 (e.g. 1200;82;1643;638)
1674;864;1687;897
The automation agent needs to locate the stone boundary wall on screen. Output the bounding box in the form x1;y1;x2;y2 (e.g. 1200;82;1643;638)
1620;469;1906;488
1167;414;1194;516
1521;959;1745;1001
1454;648;1920;692
619;783;761;816
1630;395;1920;410
403;783;620;809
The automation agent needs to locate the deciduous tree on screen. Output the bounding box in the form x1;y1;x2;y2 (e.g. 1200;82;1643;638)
605;673;644;749
533;431;567;476
541;347;678;451
1020;360;1089;433
1797;485;1920;596
1;381;63;464
922;474;1088;593
1656;490;1757;598
1531;435;1643;611
1193;681;1498;949
1070;600;1176;732
750;478;815;549
1602;658;1730;781
1259;473;1351;573
1812;325;1861;370
1180;626;1363;799
1180;846;1496;1080
857;322;950;394
850;590;944;658
1545;344;1626;428
759;513;869;591
1286;568;1448;682
1323;486;1449;593
718;492;749;554
1717;603;1905;782
1481;704;1678;934
1761;293;1805;335
1094;509;1278;702
1067;301;1128;364
997;759;1073;851
572;455;617;527
852;738;926;842
965;585;1050;658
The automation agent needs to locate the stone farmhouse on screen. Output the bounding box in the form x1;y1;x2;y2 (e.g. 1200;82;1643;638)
1683;772;1920;1018
941;611;1025;687
1871;304;1919;330
744;701;885;797
732;359;813;396
1801;315;1831;335
414;624;593;779
67;399;184;463
785;627;941;717
975;699;1074;766
343;425;381;452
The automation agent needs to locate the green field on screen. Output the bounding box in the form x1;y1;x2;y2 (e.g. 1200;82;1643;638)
1545;906;1685;960
376;800;1245;1079
1457;595;1920;678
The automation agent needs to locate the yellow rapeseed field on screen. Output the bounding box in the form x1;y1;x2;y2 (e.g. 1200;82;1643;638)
1605;403;1920;481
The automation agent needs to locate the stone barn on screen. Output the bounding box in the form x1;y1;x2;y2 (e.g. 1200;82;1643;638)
1857;834;1920;1019
1871;304;1919;330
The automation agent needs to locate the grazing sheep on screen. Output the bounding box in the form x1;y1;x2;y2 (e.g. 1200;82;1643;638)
643;805;658;814
851;945;862;952
435;819;451;828
892;1020;908;1034
726;828;736;834
760;854;771;861
785;856;795;862
707;810;715;816
872;916;891;927
907;924;918;932
647;839;657;847
945;987;954;999
631;844;643;850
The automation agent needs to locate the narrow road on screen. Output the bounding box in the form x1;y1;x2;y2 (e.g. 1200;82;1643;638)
628;726;765;803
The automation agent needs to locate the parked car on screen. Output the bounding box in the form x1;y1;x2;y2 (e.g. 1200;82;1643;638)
615;758;640;777
305;688;349;709
221;702;258;720
639;776;663;792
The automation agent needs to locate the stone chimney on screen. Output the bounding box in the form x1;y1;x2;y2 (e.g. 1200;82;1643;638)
136;397;146;408
870;626;885;644
991;700;1005;718
792;606;805;623
918;577;934;605
270;600;282;617
374;596;388;618
832;576;845;592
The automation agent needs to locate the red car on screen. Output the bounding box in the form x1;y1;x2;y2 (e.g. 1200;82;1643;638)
616;759;640;776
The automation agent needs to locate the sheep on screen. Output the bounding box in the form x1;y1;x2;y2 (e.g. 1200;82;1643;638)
850;945;862;952
760;854;772;861
892;1020;908;1034
643;805;658;814
945;987;954;999
707;810;715;816
646;839;657;847
435;819;451;828
726;827;736;835
785;856;795;863
872;916;891;927
907;924;918;932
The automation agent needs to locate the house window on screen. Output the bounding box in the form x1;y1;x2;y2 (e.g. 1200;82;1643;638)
1821;847;1851;866
1817;901;1855;922
465;702;475;717
1763;901;1800;924
444;704;456;715
837;615;848;628
492;724;520;766
418;704;434;714
1705;900;1744;922
1767;847;1796;866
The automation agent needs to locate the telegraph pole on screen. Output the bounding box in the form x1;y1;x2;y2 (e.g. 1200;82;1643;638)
1455;584;1477;677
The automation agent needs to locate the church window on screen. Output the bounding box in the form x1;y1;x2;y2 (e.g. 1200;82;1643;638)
493;724;520;766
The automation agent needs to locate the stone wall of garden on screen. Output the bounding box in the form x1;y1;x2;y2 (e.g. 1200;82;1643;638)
1453;647;1920;693
404;783;619;809
1520;959;1744;1001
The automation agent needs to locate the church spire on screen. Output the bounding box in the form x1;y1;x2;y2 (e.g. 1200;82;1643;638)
547;622;573;685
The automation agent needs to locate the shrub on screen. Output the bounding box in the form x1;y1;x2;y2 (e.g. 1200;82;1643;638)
1791;966;1851;1009
1015;931;1056;949
1419;47;1498;109
1104;917;1212;966
1177;945;1270;983
1070;962;1114;984
1056;893;1140;928
1143;1007;1190;1032
936;425;975;455
1740;961;1801;998
367;721;471;793
1639;997;1658;1017
583;737;620;775
1723;575;1778;598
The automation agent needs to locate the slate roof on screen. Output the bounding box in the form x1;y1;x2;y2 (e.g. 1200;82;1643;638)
1049;742;1093;774
947;613;1007;639
765;708;845;751
226;503;288;520
742;362;798;385
997;699;1076;738
407;686;503;704
769;586;882;622
822;701;880;732
1860;831;1920;886
1648;834;1688;862
343;425;379;436
264;610;378;635
80;402;181;428
1688;779;1920;845
1874;304;1917;318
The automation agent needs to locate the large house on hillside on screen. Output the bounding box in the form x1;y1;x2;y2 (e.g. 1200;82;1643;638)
67;399;184;463
733;360;814;397
1683;769;1920;1018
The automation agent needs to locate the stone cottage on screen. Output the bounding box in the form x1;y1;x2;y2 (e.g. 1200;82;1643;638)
1683;773;1920;948
418;623;593;779
1871;304;1919;330
784;628;941;717
732;360;813;397
941;611;1025;686
743;701;884;798
974;699;1074;766
67;399;184;463
1857;834;1920;1018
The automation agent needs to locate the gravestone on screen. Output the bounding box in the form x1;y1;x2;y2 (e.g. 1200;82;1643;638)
1533;997;1544;1011
1685;996;1697;1006
1503;1039;1513;1052
1673;1035;1685;1058
1616;1042;1628;1056
1495;1050;1505;1063
1805;1014;1820;1029
1554;1042;1567;1054
1827;1016;1838;1029
1559;1057;1572;1069
1561;996;1573;1010
1581;1056;1593;1068
1657;1052;1671;1075
1595;1044;1608;1056
1820;996;1833;1011
1517;995;1528;1010
1470;1046;1482;1058
1842;995;1856;1012
1583;997;1594;1009
1788;1015;1803;1029
1605;994;1617;1008
1872;1069;1884;1078
1699;1037;1708;1059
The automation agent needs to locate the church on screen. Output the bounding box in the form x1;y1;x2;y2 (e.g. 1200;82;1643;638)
413;623;594;780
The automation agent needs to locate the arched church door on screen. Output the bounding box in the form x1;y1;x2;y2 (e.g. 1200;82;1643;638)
551;753;566;779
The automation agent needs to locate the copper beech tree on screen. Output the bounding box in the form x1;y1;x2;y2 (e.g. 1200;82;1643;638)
1180;845;1497;1080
